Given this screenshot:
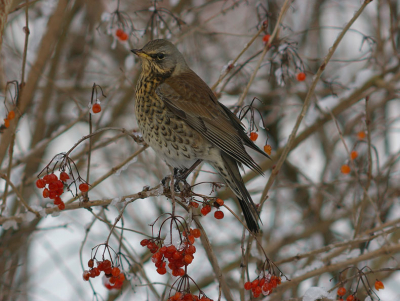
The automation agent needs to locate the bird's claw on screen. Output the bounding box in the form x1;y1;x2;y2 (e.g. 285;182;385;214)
161;172;191;193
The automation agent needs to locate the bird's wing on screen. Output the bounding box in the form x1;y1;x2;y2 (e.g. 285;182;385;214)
156;71;267;174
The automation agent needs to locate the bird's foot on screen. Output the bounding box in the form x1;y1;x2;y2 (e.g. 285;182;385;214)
161;168;191;193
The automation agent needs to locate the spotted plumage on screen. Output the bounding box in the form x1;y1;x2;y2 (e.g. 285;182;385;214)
132;39;269;232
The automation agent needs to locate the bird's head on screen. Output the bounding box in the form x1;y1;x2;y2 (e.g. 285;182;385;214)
131;39;188;78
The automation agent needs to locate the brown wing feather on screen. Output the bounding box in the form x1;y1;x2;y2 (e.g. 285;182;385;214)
156;70;265;174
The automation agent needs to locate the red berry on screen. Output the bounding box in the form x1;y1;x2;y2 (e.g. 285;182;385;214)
250;132;258;141
49;173;58;182
190;201;199;208
264;144;272;155
251;279;259;289
357;131;366;140
184;254;193;264
79;183;89;192
56;180;63;188
92;103;101;114
244;281;251;290
140;239;149;246
42;188;49;198
60;171;70;181
43;174;52;184
201;205;211;216
341;165;351;174
192;229;201;238
54;197;62;205
49;191;57;199
116;29;124;37
215;198;224;206
7;111;15;120
48;182;58;191
119;32;128;41
350;151;358;160
111;267;120;277
167;245;176;253
173;251;182;260
375;280;384;290
36;179;45;188
88;259;94;268
297;72;306;81
214;210;224;219
187;245;196;254
157;267;167;275
93;267;100;276
187;235;195;244
58;202;66;210
103;260;111;269
4;119;10;128
337;287;346;296
118;273;125;281
82;270;90;281
262;34;270;44
97;261;105;271
346;296;355;301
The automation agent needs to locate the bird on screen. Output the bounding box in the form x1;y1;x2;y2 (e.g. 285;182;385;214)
131;39;268;232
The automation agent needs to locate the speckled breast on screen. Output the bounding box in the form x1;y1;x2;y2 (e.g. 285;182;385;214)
135;77;211;169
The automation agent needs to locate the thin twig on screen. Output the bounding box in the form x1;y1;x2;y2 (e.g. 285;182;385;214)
260;0;373;203
0;173;39;217
236;0;292;108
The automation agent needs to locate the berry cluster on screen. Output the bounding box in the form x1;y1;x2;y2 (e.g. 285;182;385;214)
335;279;384;301
116;28;128;41
36;170;90;209
340;131;366;175
336;287;359;301
3;110;15;128
36;172;70;210
140;228;201;277
249;131;273;156
200;198;225;220
168;292;213;301
82;259;125;289
244;274;282;298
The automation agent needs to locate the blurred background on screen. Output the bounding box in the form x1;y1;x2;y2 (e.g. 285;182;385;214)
0;0;399;300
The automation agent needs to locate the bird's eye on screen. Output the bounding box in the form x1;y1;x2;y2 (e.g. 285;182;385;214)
156;53;165;60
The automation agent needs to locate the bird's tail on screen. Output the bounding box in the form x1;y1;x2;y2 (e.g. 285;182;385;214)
211;152;260;232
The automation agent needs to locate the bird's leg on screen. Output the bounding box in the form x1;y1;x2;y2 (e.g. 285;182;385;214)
161;160;202;192
175;160;202;182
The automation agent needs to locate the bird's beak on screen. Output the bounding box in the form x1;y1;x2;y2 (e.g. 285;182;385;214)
131;49;149;59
